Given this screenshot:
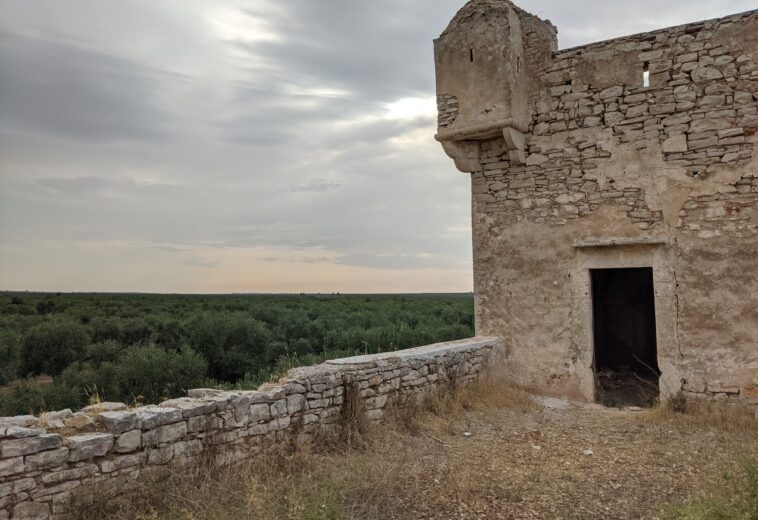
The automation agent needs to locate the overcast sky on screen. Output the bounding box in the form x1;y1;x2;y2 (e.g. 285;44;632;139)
0;0;753;293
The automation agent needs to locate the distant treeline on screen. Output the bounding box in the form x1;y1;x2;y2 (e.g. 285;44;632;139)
0;293;474;416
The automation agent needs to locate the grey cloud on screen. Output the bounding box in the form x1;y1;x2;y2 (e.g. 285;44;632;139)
1;0;753;289
289;180;342;193
335;253;468;271
0;33;174;142
35;176;179;199
181;257;220;269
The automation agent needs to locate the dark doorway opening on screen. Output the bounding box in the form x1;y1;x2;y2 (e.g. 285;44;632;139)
591;268;660;407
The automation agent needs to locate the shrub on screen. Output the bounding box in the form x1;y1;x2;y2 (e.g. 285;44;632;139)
0;331;21;385
115;346;207;404
20;320;89;376
89;317;122;343
0;377;83;416
83;340;122;366
187;314;272;381
119;318;153;345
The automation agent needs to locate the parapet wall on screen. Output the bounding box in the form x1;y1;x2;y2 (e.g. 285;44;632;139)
0;337;502;519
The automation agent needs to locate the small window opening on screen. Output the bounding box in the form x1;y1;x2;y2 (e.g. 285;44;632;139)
643;62;651;88
516;57;522;73
469;48;474;63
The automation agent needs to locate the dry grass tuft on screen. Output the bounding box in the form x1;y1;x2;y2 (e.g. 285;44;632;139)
338;380;369;449
642;392;757;435
386;375;534;437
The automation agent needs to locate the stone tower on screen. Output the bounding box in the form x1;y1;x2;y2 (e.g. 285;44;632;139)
435;1;758;405
434;0;557;170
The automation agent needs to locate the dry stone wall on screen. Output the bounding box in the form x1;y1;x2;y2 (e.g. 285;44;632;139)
0;337;501;519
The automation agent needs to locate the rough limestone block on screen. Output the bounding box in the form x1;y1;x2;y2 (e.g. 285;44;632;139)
248;391;275;405
63;413;95;430
142;421;187;447
0;416;37;429
1;434;62;458
690;118;731;132
0;477;36;500
599;86;623;100
662;134;688;153
112;453;142;470
626;104;649;118
65;433;114;462
230;395;252;422
99;459;117;473
147;445;173;465
271;400;288;417
248;422;271;436
721;152;740;163
688;135;719;150
39;463;97;484
114;430;142;453
691;67;724;81
11;502;49;520
42;409;73;429
273;417;291;431
367;395;388;409
187;415;219;433
286;394;306;414
186;388;225;398
80;402;127;415
160;398;217;417
4;427;42;439
133;407;182;429
24;447;69;470
0;457;24;477
30;479;80;499
47;409;73;421
98;411;140;434
191;395;226;414
249;404;271;423
282;383;307;394
525;154;548;166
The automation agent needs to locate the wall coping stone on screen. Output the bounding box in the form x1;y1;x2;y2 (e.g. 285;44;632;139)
325;337;501;366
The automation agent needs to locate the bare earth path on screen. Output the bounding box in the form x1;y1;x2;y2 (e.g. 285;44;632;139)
88;390;757;520
376;400;756;520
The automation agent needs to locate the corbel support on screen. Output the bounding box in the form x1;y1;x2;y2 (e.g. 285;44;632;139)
502;127;526;165
437;123;527;172
441;140;482;173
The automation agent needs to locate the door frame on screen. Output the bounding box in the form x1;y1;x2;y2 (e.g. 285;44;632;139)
569;242;680;402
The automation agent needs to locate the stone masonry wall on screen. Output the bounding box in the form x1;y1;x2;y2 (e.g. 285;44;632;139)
443;7;758;401
0;337;501;519
472;10;758;230
437;94;459;128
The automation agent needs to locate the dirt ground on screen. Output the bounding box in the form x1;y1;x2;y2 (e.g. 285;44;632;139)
83;386;757;520
374;398;757;520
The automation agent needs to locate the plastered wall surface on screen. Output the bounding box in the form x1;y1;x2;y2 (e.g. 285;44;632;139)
435;1;758;402
0;338;501;519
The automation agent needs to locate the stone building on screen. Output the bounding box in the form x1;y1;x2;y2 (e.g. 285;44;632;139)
434;0;758;405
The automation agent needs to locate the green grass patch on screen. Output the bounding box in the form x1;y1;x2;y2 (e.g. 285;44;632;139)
664;457;758;520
